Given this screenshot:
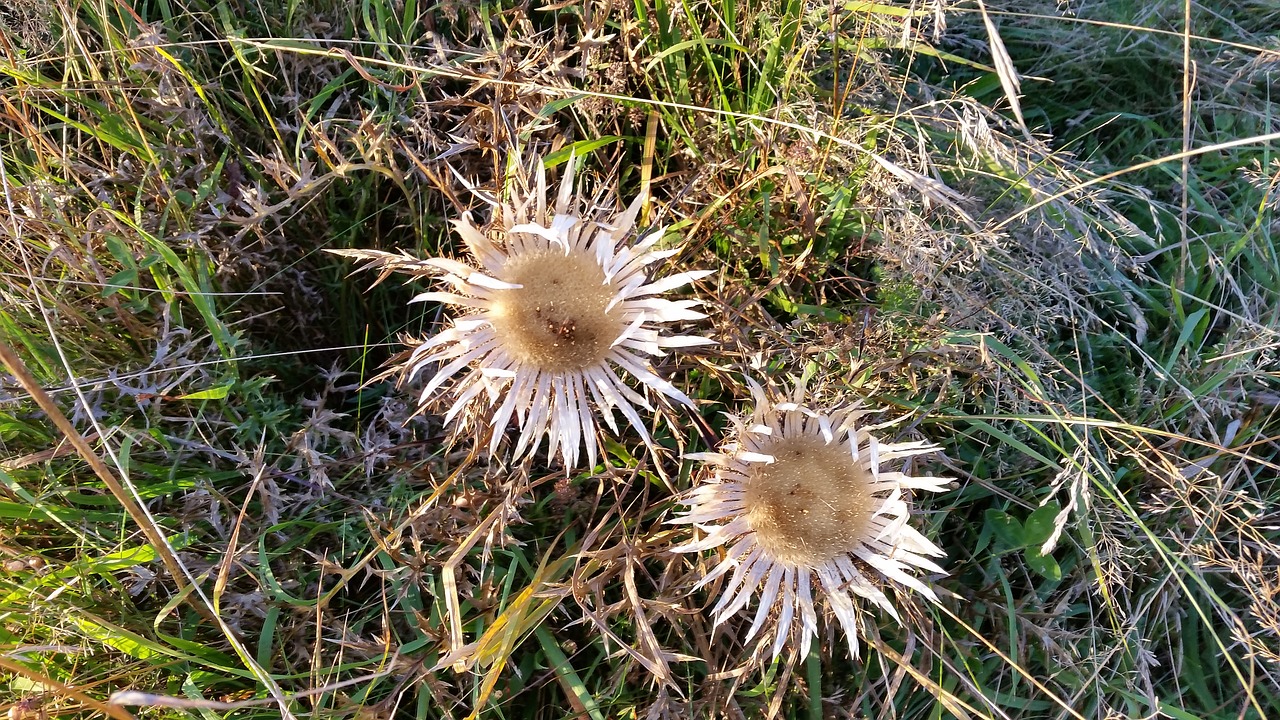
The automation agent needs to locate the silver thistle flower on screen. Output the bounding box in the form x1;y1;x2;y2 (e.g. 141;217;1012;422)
335;156;714;469
672;378;949;660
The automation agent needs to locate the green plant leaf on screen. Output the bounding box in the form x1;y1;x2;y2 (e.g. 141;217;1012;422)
174;382;233;401
1022;502;1061;547
984;508;1023;550
1025;549;1063;581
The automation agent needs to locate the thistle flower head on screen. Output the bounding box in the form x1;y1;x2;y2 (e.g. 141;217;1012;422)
393;156;714;469
672;378;949;660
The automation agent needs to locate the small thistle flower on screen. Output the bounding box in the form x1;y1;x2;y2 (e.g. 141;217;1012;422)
672;379;949;660
341;156;713;469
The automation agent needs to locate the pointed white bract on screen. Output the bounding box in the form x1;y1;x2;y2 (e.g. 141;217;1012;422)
672;379;948;660
402;156;713;469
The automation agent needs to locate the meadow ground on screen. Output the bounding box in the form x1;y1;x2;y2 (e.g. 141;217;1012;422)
1;1;1278;718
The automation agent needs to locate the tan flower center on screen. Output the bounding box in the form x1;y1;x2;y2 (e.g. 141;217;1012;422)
741;433;877;566
488;246;623;373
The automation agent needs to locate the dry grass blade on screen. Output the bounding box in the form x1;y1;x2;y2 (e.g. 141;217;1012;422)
975;0;1030;141
324;247;442;287
108;667;395;711
931;604;1087;720
0;657;136;720
0;338;196;608
865;638;979;720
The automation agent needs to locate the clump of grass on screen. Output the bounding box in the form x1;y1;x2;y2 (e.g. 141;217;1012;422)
0;2;421;715
927;1;1280;715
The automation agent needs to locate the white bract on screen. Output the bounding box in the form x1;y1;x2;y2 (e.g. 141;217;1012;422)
672;379;949;659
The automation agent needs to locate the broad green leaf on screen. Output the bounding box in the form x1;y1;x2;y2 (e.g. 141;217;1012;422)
1025;549;1063;581
984;509;1023;550
1022;502;1062;547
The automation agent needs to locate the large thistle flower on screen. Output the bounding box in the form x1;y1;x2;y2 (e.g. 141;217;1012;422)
336;156;713;469
671;379;949;660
